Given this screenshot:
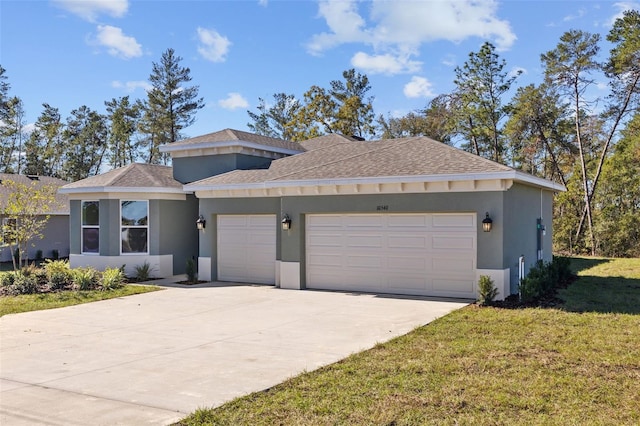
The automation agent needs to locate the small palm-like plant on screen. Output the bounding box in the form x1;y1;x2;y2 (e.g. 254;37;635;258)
101;267;125;290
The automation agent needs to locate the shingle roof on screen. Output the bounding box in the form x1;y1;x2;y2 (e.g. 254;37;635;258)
187;136;513;187
159;128;304;153
298;134;358;151
59;163;182;192
0;174;69;214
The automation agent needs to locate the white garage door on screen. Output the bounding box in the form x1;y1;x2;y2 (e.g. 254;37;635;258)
217;215;276;284
306;213;477;298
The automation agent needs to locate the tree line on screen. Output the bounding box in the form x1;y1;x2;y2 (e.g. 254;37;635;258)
1;10;638;257
0;48;204;181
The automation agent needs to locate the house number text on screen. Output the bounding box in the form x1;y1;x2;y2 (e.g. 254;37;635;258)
376;205;389;211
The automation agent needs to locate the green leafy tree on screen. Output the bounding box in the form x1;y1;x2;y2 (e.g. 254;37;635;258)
141;48;204;164
24;103;65;177
1;179;59;270
105;96;141;168
541;29;601;254
247;93;301;140
595;113;640;257
504;83;574;184
62;106;107;181
290;69;375;141
453;42;521;162
377;94;455;143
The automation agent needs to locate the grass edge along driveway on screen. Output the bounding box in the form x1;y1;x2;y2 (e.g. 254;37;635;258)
177;257;640;425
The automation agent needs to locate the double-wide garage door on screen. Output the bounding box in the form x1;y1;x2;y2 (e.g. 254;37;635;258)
217;215;276;284
306;213;477;298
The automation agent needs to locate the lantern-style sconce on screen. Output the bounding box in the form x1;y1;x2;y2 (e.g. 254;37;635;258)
482;212;493;232
196;215;206;231
281;214;292;230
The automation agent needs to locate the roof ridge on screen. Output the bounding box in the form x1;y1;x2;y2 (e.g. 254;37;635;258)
267;138;418;181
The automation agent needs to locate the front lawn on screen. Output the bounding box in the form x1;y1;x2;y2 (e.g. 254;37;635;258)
176;257;640;425
0;284;162;316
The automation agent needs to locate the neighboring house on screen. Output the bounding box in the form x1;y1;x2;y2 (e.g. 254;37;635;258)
0;173;70;263
60;129;565;300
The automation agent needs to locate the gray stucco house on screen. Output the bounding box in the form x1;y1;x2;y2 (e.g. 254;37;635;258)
60;129;565;300
1;173;70;262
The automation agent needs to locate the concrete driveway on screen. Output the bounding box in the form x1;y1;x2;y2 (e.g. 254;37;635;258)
1;282;469;425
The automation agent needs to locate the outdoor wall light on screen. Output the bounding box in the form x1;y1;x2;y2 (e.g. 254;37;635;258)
482;212;493;232
196;215;206;231
281;214;292;231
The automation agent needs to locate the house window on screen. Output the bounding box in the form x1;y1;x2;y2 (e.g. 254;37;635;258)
81;201;100;254
121;200;148;254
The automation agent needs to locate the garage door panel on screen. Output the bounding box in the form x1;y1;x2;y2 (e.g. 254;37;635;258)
217;215;276;285
345;215;384;227
432;214;475;228
345;254;384;268
388;235;428;249
432;235;475;250
346;235;383;247
308;254;343;267
307;213;476;298
388;214;428;227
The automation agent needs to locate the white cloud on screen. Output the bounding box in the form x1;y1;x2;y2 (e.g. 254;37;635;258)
307;0;517;74
351;52;421;75
94;25;142;59
442;54;456;67
509;66;527;78
197;27;231;62
258;0;268;6
403;76;435;99
112;80;152;93
53;0;128;22
218;93;249;110
606;2;640;26
563;8;586;22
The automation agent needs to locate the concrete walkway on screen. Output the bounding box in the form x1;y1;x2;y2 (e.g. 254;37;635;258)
1;280;469;425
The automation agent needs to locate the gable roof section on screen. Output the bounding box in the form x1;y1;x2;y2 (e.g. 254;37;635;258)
185;136;565;196
159;128;304;157
0;173;70;214
59;163;184;194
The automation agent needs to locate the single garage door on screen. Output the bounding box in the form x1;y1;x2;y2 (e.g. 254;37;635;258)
217;215;276;284
306;213;476;298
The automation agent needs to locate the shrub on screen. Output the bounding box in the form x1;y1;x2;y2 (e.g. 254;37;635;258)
73;267;99;291
519;257;572;304
44;259;72;291
11;270;38;295
477;275;498;306
133;261;153;282
1;271;16;288
101;267;125;290
186;258;197;283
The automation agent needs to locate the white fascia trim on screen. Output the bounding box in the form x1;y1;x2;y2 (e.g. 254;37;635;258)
59;186;188;195
159;140;303;156
184;171;565;192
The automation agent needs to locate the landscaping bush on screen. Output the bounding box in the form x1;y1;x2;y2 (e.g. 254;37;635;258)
1;271;16;288
73;267;99;291
44;259;73;291
186;258;197;283
519;257;572;304
11;270;39;295
477;275;498;306
101;267;125;290
133;261;153;282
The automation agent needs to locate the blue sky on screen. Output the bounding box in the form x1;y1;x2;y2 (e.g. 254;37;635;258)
1;0;638;139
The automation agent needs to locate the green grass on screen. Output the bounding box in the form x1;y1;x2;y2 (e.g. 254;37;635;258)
176;257;640;425
0;285;162;316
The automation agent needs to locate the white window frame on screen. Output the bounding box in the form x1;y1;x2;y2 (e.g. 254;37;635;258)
120;200;149;255
81;200;100;255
